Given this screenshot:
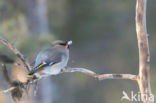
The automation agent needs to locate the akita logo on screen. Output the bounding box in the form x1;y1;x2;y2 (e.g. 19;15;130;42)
121;91;154;102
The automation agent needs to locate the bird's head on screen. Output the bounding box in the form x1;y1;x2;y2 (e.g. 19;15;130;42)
52;40;72;49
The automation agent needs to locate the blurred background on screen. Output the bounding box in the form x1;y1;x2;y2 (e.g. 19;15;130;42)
0;0;156;103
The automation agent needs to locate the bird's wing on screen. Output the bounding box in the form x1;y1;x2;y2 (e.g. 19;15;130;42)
35;47;63;66
27;47;64;77
27;61;56;77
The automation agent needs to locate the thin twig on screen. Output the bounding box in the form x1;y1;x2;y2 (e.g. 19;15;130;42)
0;87;16;93
0;36;31;71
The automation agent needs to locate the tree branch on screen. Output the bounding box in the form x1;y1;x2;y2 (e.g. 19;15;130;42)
0;35;31;71
0;68;137;95
63;67;138;80
135;0;153;103
0;87;16;94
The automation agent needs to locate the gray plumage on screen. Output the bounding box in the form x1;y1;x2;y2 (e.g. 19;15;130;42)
35;46;69;67
28;40;72;78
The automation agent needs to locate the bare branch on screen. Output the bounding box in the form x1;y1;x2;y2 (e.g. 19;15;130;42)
0;67;138;94
94;74;137;80
0;87;16;93
0;36;31;71
62;67;137;80
135;0;153;103
63;67;96;76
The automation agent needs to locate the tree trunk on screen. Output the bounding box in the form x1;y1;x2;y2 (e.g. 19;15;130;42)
16;0;49;35
135;0;153;103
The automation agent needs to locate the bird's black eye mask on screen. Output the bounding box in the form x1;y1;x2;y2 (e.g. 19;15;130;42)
53;40;72;49
56;42;68;49
58;41;72;49
59;42;67;46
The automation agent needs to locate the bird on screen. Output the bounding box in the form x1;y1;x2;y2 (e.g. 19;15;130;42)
27;40;72;78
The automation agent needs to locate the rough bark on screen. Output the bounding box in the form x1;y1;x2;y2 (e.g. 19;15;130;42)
135;0;153;103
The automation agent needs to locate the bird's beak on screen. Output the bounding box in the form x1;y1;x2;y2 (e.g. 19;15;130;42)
67;40;72;46
66;40;72;49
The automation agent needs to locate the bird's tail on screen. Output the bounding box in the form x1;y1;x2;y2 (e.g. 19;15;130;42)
27;71;35;77
27;62;47;78
27;74;33;77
